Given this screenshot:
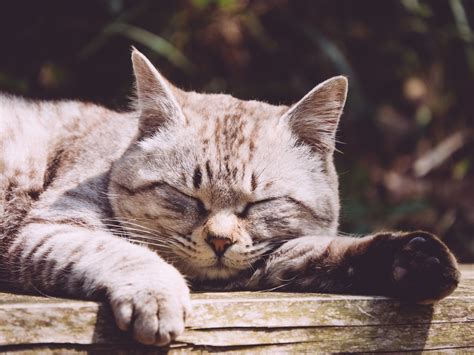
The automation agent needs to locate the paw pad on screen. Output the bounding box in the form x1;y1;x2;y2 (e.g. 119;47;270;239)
405;236;426;250
390;232;460;303
392;266;407;282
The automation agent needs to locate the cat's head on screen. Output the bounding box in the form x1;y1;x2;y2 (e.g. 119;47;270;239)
109;49;347;281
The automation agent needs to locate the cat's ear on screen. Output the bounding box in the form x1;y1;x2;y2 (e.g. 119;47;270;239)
131;48;185;138
282;76;348;153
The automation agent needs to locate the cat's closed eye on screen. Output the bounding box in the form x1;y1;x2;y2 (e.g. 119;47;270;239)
237;197;280;219
153;183;208;218
118;181;207;219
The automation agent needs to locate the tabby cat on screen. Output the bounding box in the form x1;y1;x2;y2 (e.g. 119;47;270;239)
0;49;460;345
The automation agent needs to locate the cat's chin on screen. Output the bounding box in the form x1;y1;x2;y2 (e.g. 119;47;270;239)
197;264;243;280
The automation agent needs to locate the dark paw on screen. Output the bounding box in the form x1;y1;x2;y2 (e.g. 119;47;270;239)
390;231;460;303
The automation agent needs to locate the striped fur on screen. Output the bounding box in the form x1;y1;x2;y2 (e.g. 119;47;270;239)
0;49;459;345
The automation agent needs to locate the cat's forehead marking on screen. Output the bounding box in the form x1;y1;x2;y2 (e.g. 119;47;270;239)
183;96;284;153
205;160;213;182
250;173;258;191
174;92;292;203
193;166;203;189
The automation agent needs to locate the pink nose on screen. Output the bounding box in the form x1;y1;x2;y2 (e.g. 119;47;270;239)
206;234;234;257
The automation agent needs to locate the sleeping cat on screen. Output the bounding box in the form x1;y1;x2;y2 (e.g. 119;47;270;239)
0;49;460;346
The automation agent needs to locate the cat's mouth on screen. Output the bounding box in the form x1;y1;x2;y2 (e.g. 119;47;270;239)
199;260;244;280
214;259;227;268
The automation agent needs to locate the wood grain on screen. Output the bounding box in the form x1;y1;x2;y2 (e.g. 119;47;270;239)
0;264;472;353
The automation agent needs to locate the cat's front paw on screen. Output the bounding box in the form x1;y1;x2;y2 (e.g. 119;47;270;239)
108;266;191;346
387;231;460;304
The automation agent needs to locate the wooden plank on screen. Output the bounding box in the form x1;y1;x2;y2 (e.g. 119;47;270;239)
0;292;473;345
2;344;474;354
189;297;474;329
174;322;474;352
460;264;474;279
2;323;473;353
0;265;472;353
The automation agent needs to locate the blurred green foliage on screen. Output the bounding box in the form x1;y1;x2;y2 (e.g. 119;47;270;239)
0;0;473;260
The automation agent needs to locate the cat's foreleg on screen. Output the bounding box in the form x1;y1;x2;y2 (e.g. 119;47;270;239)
6;222;191;345
248;231;460;303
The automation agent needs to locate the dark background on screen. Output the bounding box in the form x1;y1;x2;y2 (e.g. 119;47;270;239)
1;0;473;261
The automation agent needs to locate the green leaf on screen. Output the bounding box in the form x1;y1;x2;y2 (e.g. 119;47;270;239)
106;23;195;73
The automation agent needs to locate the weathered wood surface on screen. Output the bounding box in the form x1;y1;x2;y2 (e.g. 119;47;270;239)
0;265;472;353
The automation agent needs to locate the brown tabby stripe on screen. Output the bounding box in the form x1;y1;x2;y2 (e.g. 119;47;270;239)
42;147;65;189
42;258;58;290
251;173;258;191
193;166;202;189
55;261;76;292
20;237;51;286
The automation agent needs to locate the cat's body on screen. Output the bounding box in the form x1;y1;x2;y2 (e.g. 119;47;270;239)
0;49;460;346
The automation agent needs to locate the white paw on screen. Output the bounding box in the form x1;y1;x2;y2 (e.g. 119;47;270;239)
108;267;191;345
